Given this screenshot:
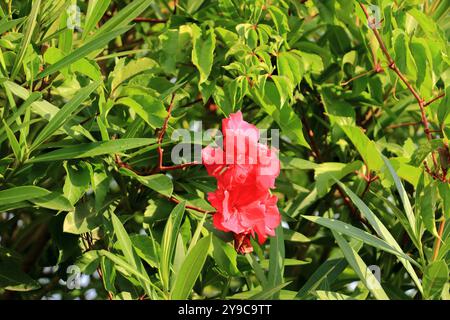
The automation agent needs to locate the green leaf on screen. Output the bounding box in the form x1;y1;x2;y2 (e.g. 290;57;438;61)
249;282;292;300
29;138;155;163
277;51;303;86
296;258;348;299
116;95;167;129
88;0;152;40
31;81;99;150
438;182;450;219
418;182;438;237
160;201;186;291
100;250;161;298
283;229;310;243
315;290;354;300
212;236;240;276
63;202;102;234
393;30;416;79
0;186;70;209
191;25;216;84
0;17;26;34
0;260;40;292
341;125;383;171
2;119;21;160
170;234;211;299
111;212;154;297
332;231;389;300
11;0;41;80
83;0;112;39
251;81;309;148
63;161;92;205
37;26;132;79
110;57;158;94
303;215;418;266
423;261;448;300
101;256;116;294
30;191;74;212
130;234;160;268
381;156;417;237
268;226;285;298
119;168;173;197
0;92;42;143
268;6;290;35
337;181;423;293
186;0;207;14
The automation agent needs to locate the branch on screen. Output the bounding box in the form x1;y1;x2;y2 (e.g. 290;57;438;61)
359;2;440;171
133;17;167;23
153;94;199;173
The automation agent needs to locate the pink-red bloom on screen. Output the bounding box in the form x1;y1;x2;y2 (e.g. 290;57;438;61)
202;111;281;253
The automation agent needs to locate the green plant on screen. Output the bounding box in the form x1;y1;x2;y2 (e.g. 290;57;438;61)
0;0;448;300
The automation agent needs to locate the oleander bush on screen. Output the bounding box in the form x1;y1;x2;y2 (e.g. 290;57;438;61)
0;0;449;300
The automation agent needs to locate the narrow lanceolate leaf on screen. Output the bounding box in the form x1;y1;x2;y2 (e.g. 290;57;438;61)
11;0;41;79
111;212;154;298
0;185;73;211
160;201;186;291
381;156;417;236
31;81;100;150
83;0;112;39
37;26;132;79
296;258;348;299
315;290;354;300
249;282;292;300
29;138;155;163
0;17;26;34
268;226;285;298
422;261;448;300
100;250;162;298
332;231;389;300
0;92;42;143
303;216;419;267
2;120;21;160
337;181;423;294
88;0;153;40
170;235;211;300
0;186;67;208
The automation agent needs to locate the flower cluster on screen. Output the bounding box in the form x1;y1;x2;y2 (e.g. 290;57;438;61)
202;111;281;253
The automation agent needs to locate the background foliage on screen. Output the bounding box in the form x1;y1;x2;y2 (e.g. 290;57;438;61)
0;0;449;300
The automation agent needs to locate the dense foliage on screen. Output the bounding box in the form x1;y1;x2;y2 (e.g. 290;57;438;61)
0;0;449;300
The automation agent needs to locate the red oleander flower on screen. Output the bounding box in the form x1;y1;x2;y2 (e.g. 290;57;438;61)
202;111;281;253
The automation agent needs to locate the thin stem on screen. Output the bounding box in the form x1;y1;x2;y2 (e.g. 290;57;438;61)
432;219;446;261
133;17;167;23
166;196;213;214
424;92;445;107
153;93;199;173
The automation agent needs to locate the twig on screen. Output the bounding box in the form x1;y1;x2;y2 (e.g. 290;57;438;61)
386;121;421;130
432;219;446;261
133;17;167;23
341;69;376;87
153;94;199;173
84;233;113;300
424;92;445;107
166;196;213;214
